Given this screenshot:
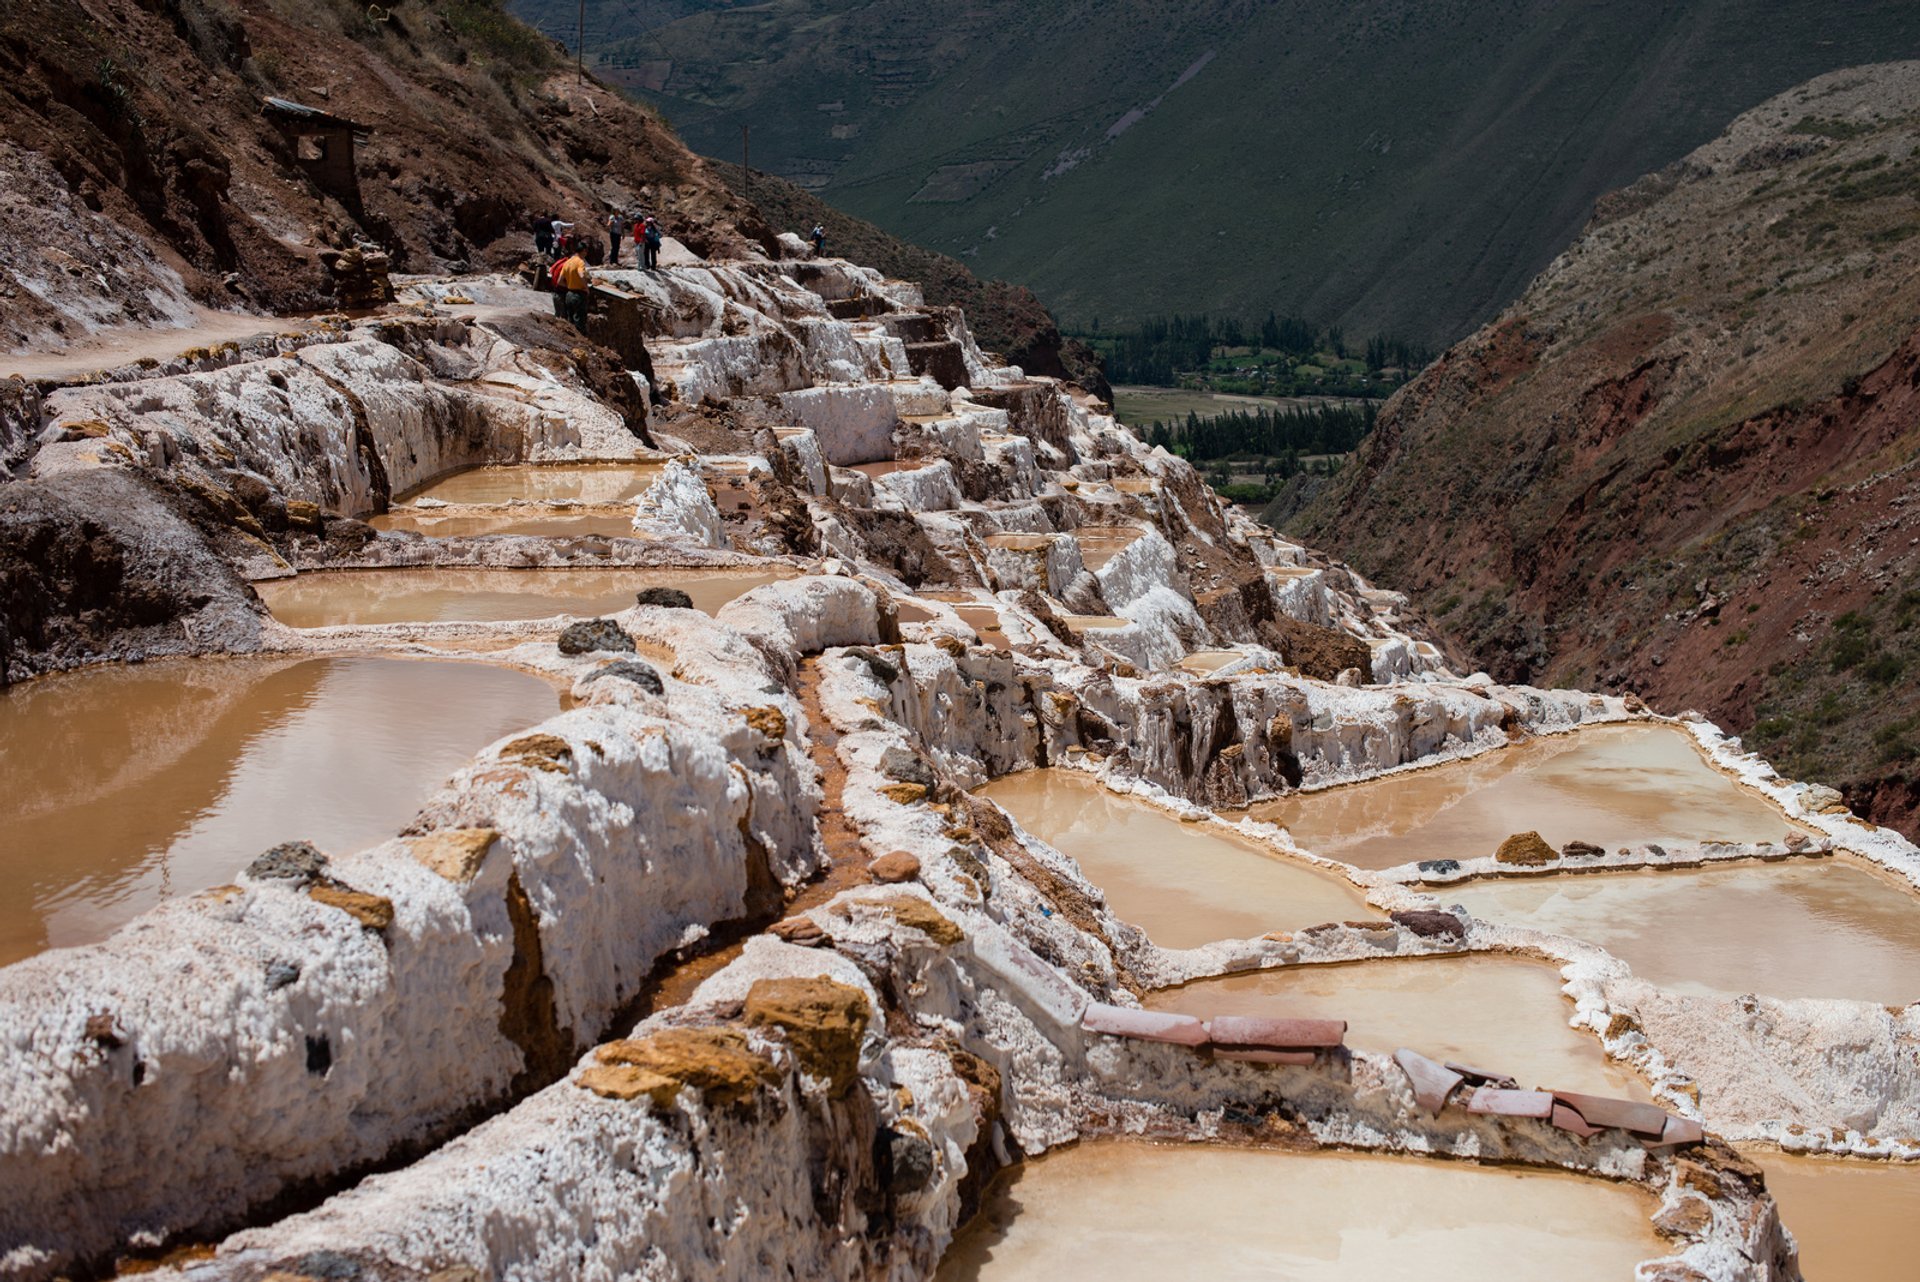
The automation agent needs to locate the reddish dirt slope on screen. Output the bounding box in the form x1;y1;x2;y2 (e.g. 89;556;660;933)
1291;63;1920;836
0;0;770;349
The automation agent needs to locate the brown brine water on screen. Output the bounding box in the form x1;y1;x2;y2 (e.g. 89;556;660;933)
255;567;793;627
1449;861;1920;1003
1749;1149;1920;1280
395;462;665;505
1253;723;1802;869
1147;955;1650;1100
976;769;1371;948
370;509;647;539
0;656;560;965
936;1142;1662;1281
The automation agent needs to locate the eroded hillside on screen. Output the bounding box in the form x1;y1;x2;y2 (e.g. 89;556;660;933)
1289;63;1920;837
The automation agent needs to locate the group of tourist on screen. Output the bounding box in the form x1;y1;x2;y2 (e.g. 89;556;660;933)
529;208;666;332
529;208;829;333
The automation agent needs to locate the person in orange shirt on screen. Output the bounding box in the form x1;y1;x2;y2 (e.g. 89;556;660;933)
556;246;590;329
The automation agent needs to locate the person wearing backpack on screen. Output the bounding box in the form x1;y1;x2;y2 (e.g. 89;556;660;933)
641;215;664;270
555;244;590;328
809;223;826;257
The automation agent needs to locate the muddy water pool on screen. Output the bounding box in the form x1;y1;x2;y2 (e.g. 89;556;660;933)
370;509;646;539
976;769;1371;948
256;566;793;627
1449;860;1920;1003
1251;723;1802;869
1148;954;1649;1100
1749;1149;1920;1280
396;462;665;505
936;1141;1662;1281
0;655;561;965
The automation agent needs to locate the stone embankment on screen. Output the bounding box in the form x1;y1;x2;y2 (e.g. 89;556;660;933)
2;235;1910;1280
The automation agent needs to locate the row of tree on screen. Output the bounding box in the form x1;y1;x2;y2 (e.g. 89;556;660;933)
1076;312;1432;385
1142;402;1377;461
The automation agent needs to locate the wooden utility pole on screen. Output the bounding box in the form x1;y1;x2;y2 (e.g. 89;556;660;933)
576;0;584;83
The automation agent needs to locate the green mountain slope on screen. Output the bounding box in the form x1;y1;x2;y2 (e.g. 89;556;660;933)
507;0;1920;347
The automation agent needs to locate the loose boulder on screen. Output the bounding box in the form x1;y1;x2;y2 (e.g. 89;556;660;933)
558;618;635;655
1494;831;1557;866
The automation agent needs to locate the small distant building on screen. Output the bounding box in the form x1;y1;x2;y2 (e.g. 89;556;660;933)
262;97;371;203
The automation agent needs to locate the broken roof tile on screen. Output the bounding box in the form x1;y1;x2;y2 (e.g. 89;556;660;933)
1551;1091;1672;1137
1080;1002;1209;1046
1465;1087;1556;1119
1394;1048;1466;1114
1205;1015;1347;1050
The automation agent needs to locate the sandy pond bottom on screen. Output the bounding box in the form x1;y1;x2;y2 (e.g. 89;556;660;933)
976;769;1370;949
256;567;793;627
1752;1150;1920;1281
1449;861;1920;1004
1148;955;1650;1101
937;1142;1662;1281
1252;723;1802;869
0;655;560;966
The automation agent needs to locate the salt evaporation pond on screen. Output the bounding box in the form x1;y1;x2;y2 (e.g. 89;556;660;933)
398;462;666;505
1449;861;1920;1003
0;655;561;965
1253;723;1801;869
976;769;1371;948
936;1142;1662;1281
1751;1149;1920;1280
370;462;668;539
1148;955;1650;1101
256;566;793;627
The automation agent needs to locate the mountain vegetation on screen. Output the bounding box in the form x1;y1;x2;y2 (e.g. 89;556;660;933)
509;0;1920;348
1285;63;1920;838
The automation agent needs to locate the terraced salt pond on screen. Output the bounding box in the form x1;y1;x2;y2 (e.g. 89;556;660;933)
1449;860;1920;1003
937;1142;1662;1281
397;462;665;505
256;566;793;627
0;655;561;965
1148;955;1650;1100
1252;722;1802;869
1753;1150;1920;1279
369;462;668;539
977;769;1370;947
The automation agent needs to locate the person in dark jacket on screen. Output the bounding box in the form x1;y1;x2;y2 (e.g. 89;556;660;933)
533;213;555;256
640;215;664;270
809;223;826;257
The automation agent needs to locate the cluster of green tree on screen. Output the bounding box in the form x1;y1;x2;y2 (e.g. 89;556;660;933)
1142;402;1376;461
1075;313;1432;392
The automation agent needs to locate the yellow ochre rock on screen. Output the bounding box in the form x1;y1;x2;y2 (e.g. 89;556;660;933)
407;829;499;884
1494;830;1557;865
582;1028;778;1107
744;976;872;1096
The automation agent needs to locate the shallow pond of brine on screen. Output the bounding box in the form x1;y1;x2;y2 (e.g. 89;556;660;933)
0;656;561;965
1252;723;1803;869
936;1142;1663;1282
397;462;665;506
1449;861;1920;1003
256;566;793;627
1750;1150;1920;1281
1149;954;1649;1100
976;769;1372;949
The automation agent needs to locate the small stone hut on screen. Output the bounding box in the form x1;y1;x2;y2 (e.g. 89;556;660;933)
262;97;371;203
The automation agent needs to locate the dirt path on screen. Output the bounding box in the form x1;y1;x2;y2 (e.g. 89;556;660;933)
1;306;313;382
641;654;874;1011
